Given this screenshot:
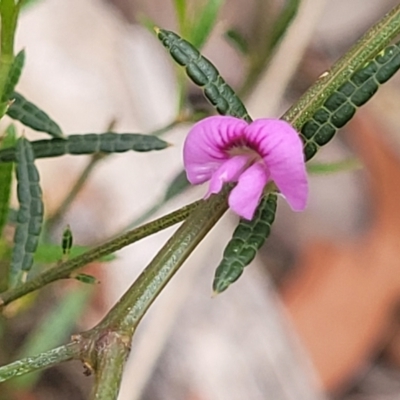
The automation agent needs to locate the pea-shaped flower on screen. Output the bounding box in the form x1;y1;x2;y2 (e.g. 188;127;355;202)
183;116;308;220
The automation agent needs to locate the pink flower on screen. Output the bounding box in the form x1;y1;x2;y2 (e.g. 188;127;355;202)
183;116;308;220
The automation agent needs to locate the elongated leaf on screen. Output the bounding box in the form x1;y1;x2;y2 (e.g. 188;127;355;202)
0;125;16;238
224;29;249;55
157;28;251;121
213;194;277;293
190;0;224;49
0;133;168;162
9;137;44;287
301;41;400;160
7;92;63;138
0;50;24;103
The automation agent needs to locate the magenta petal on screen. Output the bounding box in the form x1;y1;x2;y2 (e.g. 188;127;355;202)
244;119;308;211
206;155;249;197
183;116;247;184
228;163;269;220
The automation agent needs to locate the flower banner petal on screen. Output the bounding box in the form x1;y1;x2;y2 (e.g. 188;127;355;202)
244;119;308;211
183;116;247;184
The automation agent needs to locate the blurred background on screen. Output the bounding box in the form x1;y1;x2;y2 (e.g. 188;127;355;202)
2;0;400;399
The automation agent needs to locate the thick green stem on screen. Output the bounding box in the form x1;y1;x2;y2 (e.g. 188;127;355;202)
0;342;80;382
283;4;400;128
0;200;201;307
89;332;130;400
92;189;229;336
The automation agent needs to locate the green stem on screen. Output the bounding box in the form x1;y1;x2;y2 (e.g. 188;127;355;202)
89;332;130;400
92;189;229;336
0;0;19;102
45;153;108;232
0;342;80;383
283;4;400;128
0;200;201;307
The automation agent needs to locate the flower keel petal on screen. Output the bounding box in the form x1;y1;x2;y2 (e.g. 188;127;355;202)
206;155;249;197
228;163;269;220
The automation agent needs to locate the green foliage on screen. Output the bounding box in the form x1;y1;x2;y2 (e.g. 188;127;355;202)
7;92;63;138
213;194;277;293
61;225;73;256
173;0;224;49
0;50;24;117
0;133;169;162
157;28;251;121
301;41;400;160
0;50;24;103
9;137;43;287
0;125;16;238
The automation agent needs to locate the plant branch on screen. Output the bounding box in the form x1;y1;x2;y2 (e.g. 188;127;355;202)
89;332;130;400
45;152;108;232
0;200;202;307
283;4;400;129
88;188;229;337
0;342;80;383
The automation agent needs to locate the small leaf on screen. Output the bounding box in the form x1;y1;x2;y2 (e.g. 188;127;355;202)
164;169;190;202
0;133;169;163
61;225;73;255
7;92;64;138
9;137;44;287
157;28;251;121
213;194;277;293
224;28;249;55
0;50;25;103
0;125;16;238
73;273;99;285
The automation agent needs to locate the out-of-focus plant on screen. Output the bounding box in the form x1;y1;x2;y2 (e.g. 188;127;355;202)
0;0;400;399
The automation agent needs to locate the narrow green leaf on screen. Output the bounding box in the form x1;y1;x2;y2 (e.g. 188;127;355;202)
0;50;25;116
0;125;16;238
20;0;43;9
9;137;44;287
164;169;190;202
307;158;362;175
157;28;251;121
301;41;400;160
269;0;300;52
11;286;92;389
0;133;169;163
61;225;73;255
224;28;249;55
7;92;63;138
213;194;277;293
73;273;99;285
1;50;24;102
173;0;187;33
190;0;224;49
